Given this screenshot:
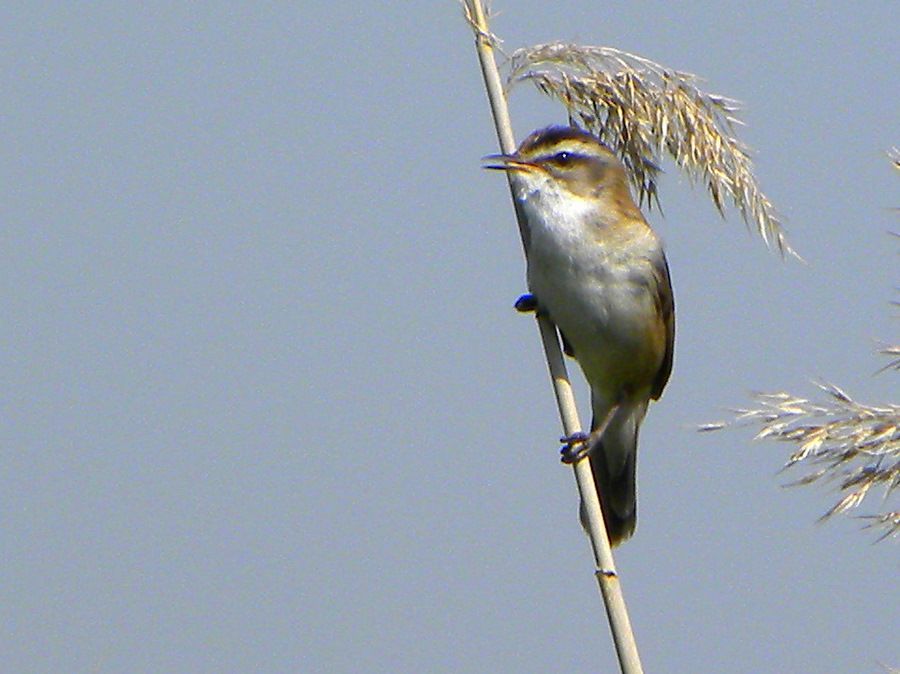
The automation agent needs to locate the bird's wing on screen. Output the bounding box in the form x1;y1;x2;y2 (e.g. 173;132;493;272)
559;330;576;358
650;249;675;400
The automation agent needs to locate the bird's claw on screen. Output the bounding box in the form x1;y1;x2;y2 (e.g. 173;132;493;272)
514;294;538;313
560;431;592;464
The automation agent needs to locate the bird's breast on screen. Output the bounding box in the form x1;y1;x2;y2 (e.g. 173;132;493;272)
520;189;665;395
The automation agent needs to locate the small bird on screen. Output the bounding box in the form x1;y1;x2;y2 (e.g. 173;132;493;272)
484;126;674;546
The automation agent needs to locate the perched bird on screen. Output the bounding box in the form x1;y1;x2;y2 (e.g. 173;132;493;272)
485;126;674;546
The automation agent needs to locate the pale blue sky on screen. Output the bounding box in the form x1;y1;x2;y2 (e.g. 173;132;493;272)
1;3;897;673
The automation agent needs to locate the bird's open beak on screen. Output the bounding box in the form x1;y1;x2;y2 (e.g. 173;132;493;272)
481;153;537;172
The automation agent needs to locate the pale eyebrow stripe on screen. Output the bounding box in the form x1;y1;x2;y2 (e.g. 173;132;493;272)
532;140;609;162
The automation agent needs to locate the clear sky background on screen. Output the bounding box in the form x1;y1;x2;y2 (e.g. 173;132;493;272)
2;3;897;673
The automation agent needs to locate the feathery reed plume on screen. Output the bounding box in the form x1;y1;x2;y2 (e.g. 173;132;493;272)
880;345;900;373
702;151;898;540
709;383;899;541
507;43;794;257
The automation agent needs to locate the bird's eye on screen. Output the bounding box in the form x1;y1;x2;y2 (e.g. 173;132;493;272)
552;151;574;166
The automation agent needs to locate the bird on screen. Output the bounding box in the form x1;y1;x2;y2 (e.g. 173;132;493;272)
484;125;674;546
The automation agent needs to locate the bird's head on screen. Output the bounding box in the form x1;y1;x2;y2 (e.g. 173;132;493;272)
483;126;636;210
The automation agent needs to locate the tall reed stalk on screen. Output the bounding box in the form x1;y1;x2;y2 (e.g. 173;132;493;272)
462;2;792;670
462;3;644;672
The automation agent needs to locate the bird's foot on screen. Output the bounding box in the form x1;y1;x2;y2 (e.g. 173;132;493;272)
560;431;592;464
514;293;538;313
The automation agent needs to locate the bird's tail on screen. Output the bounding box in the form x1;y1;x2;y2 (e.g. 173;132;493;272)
580;404;644;547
